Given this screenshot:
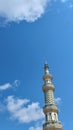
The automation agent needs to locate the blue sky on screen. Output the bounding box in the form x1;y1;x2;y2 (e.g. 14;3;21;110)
0;0;73;130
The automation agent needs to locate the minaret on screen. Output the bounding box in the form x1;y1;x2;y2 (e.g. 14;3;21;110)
42;63;62;130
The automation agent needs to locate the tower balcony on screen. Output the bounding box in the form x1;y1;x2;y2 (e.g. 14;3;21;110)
42;84;54;92
43;74;53;81
43;105;58;114
43;121;62;130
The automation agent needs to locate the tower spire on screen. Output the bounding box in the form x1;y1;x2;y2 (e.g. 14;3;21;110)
44;63;49;75
42;64;62;130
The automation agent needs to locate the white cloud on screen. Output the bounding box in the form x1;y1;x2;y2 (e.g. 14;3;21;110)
6;96;44;123
0;0;49;23
55;97;61;105
13;80;20;87
0;0;71;24
0;80;20;91
29;126;42;130
29;120;44;130
0;83;12;91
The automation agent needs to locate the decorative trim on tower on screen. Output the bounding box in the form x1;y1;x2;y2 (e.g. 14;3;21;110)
42;64;62;130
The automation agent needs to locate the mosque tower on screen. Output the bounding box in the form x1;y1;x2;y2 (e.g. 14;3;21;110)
42;63;62;130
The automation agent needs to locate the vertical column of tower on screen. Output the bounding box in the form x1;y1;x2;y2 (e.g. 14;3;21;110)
43;64;54;106
42;64;62;130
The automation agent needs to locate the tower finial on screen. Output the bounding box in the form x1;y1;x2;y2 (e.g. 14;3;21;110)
44;63;49;74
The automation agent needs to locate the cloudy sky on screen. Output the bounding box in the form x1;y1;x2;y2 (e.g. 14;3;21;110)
0;0;73;130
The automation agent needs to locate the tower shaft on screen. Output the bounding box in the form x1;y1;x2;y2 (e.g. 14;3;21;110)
42;64;62;130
